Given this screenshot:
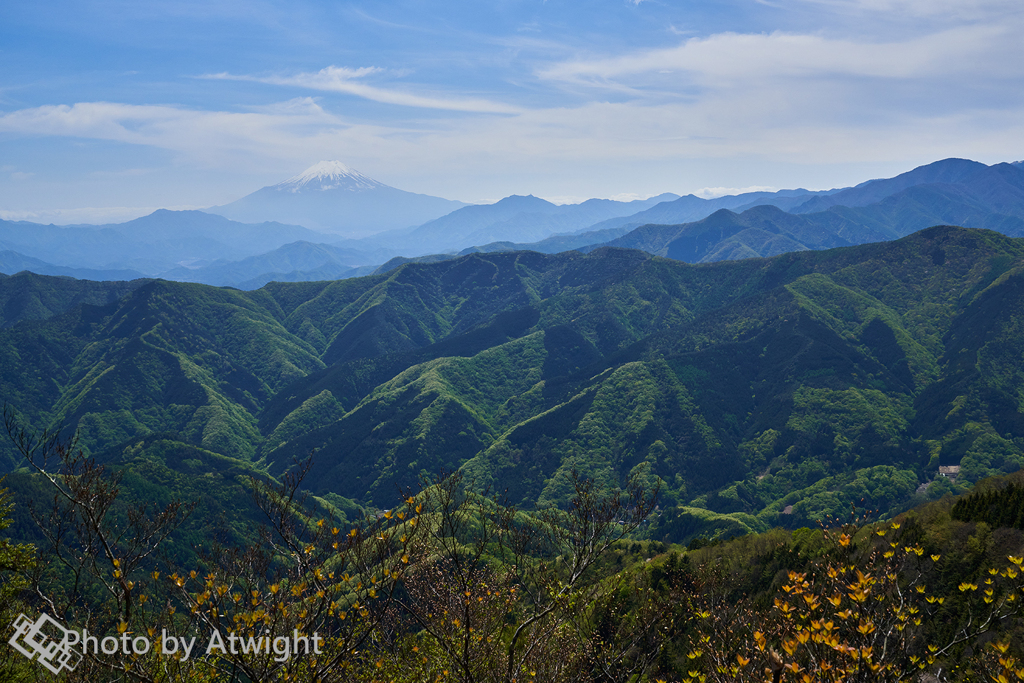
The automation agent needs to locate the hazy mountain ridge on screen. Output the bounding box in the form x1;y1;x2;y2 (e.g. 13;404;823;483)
3;158;1024;291
790;158;1023;213
0;251;147;282
593;164;1024;263
391;159;1024;268
0;210;332;276
572;187;838;239
397;193;680;253
158;241;389;287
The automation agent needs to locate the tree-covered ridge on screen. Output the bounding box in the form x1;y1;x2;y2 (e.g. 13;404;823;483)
2;226;1024;538
0;271;149;328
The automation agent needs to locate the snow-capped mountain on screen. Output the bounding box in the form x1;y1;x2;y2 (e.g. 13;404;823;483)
275;160;387;193
207;161;467;237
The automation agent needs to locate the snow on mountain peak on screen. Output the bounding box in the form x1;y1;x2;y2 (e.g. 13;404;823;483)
276;161;386;193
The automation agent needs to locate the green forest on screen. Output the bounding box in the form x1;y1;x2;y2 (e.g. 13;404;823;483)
4;226;1024;528
3;225;1024;680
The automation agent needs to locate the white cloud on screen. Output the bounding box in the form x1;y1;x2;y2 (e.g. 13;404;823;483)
2;91;1022;204
539;24;1023;88
204;66;522;114
0;98;352;171
2;12;1022;207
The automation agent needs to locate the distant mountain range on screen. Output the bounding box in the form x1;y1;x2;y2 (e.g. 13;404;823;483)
0;251;147;282
207;161;467;237
3;158;1024;289
789;157;1024;214
592;159;1024;262
0;210;334;275
159;241;385;288
453;159;1024;262
396;192;680;253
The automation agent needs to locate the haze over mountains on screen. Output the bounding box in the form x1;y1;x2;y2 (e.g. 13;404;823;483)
0;210;329;281
398;192;681;253
1;158;1023;289
494;158;1024;260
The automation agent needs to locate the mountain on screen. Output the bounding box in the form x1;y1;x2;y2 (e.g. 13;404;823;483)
591;205;870;262
433;188;843;258
791;158;1024;213
593;160;1024;263
148;190;678;286
158;240;386;288
458;226;637;256
3;227;1024;538
572;160;1024;253
396;193;680;254
141;159;1024;290
0;210;328;276
0;271;149;328
7;158;1022;289
0;250;146;281
207;161;467;237
578;188;837;239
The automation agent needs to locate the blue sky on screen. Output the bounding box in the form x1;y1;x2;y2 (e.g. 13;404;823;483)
1;0;1022;224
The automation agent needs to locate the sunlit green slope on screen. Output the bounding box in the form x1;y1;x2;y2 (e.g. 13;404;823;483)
3;226;1024;536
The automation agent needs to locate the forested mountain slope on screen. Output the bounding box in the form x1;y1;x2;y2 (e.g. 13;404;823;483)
0;272;149;328
2;226;1024;540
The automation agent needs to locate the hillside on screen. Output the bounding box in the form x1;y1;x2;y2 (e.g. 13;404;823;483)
0;272;149;328
2;227;1023;544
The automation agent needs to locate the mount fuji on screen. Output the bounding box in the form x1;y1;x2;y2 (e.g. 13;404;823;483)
207;161;467;237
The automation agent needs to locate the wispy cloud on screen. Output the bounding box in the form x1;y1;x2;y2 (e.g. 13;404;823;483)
2;10;1022;206
539;24;1023;89
203;66;522;114
2;90;1021;203
0;98;351;170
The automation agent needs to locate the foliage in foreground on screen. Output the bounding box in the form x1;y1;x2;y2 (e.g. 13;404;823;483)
678;522;1024;682
6;409;1024;681
1;409;661;682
